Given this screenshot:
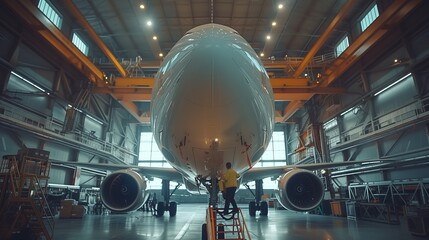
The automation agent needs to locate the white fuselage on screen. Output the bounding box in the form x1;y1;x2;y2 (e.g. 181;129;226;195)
151;24;274;185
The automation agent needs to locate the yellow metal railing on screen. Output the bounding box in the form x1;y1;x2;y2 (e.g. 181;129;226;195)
206;206;252;240
0;154;54;240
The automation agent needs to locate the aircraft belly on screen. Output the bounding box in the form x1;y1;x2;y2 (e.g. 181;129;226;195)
151;24;275;180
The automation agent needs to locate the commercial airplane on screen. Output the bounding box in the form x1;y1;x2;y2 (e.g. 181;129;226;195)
52;23;383;218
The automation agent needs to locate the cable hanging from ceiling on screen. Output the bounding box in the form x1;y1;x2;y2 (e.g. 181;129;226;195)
210;0;213;23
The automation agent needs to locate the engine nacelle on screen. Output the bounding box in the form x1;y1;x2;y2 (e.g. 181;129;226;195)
100;169;147;212
275;169;324;211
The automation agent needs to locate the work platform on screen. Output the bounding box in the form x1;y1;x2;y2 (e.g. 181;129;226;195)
204;207;251;240
0;149;54;240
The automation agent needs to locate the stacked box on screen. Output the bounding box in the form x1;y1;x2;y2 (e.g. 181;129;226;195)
330;200;346;217
71;205;86;218
59;199;76;219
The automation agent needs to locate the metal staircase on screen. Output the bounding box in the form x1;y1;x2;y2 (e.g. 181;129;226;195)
205;206;251;240
0;150;54;239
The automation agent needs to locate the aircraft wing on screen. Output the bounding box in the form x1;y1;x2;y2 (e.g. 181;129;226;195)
50;160;183;183
240;160;391;183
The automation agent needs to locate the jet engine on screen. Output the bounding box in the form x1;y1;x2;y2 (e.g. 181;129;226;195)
275;169;324;211
100;169;147;212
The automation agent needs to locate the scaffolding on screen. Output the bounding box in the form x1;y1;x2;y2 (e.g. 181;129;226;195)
204;207;251;240
348;179;429;205
347;179;429;225
0;149;54;239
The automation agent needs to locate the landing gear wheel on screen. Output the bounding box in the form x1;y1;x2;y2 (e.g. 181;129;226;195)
217;224;225;239
201;223;207;240
169;201;177;216
156;201;165;216
260;201;268;216
249;201;256;216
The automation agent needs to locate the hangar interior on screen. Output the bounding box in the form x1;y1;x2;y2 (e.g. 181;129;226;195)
1;0;429;239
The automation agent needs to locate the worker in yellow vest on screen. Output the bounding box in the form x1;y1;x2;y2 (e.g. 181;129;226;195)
222;162;240;214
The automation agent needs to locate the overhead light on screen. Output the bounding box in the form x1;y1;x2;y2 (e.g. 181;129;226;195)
87;114;103;125
340;107;354;116
68;104;82;113
146;20;152;26
153;36;157;40
139;4;145;9
266;35;271;40
374;73;411;96
11;71;45;93
272;21;277;26
278;4;284;9
159;53;163;57
260;53;265;57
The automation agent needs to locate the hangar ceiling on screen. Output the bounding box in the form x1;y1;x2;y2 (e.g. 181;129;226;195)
4;0;423;124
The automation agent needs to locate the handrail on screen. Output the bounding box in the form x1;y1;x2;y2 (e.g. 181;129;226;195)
207;206;216;240
30;175;55;239
209;207;251;240
9;156;20;198
237;208;251;239
0;101;135;162
326;99;428;148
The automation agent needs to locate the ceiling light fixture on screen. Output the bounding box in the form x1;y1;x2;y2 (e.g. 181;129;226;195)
374;73;411;96
153;36;157;40
146;20;152;26
266;35;271;40
278;4;284;9
272;21;277;26
260;53;265;57
139;4;145;9
11;71;46;93
159;53;163;57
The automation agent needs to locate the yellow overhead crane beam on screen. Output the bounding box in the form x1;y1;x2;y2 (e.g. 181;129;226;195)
280;0;422;122
4;0;105;84
95;76;345;103
62;0;127;77
8;0;338;124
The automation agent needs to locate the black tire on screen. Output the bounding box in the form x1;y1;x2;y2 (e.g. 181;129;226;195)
202;223;207;240
249;201;256;216
260;201;268;216
169;201;177;216
157;201;165;216
217;224;225;239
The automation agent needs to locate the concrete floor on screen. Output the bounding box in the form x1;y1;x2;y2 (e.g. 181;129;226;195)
54;204;422;240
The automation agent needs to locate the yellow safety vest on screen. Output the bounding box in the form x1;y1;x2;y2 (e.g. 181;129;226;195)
223;169;240;188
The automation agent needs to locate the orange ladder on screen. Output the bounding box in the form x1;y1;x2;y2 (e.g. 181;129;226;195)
0;153;54;240
205;206;251;240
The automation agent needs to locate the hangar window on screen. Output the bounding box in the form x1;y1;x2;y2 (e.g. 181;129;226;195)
257;131;286;167
138;132;172;168
37;0;62;29
360;4;379;32
335;35;349;57
72;33;89;56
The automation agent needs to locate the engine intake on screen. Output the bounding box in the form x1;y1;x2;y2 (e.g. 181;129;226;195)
275;169;324;211
100;169;147;212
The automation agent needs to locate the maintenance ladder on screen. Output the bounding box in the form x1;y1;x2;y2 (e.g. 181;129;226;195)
0;151;54;240
206;206;251;240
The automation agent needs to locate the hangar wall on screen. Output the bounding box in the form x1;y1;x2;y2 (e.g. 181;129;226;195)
285;3;429;192
0;5;140;187
0;0;429;199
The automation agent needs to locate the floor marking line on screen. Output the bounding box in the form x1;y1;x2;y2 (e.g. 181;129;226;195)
174;213;195;239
